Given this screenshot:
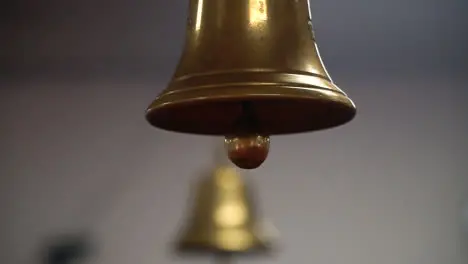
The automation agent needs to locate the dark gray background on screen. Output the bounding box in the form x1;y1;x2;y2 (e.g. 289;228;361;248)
1;0;467;264
2;0;467;78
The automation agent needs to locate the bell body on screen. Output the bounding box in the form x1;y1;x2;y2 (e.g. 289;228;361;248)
178;166;272;253
146;0;356;135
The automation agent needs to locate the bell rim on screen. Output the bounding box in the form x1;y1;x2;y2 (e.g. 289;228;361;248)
176;236;272;255
146;84;356;135
175;244;272;256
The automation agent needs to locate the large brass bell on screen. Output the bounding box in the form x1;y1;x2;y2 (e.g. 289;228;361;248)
146;0;356;169
177;166;274;253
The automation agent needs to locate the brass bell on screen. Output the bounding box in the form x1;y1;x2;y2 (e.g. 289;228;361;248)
177;166;274;253
146;0;356;170
146;0;356;135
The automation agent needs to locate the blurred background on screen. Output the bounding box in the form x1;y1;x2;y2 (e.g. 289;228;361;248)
1;0;467;264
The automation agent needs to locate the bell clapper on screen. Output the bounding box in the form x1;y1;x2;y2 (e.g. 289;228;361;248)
224;101;270;170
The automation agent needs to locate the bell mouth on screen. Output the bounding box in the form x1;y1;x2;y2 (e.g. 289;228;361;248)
146;84;356;136
176;241;271;255
175;231;272;255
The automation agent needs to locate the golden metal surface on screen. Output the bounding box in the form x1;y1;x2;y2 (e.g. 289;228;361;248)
146;0;356;135
177;166;273;253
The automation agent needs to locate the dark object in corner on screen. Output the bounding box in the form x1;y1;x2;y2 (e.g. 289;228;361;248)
42;235;90;264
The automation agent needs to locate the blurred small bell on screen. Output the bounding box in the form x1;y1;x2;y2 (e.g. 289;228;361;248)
177;166;275;253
